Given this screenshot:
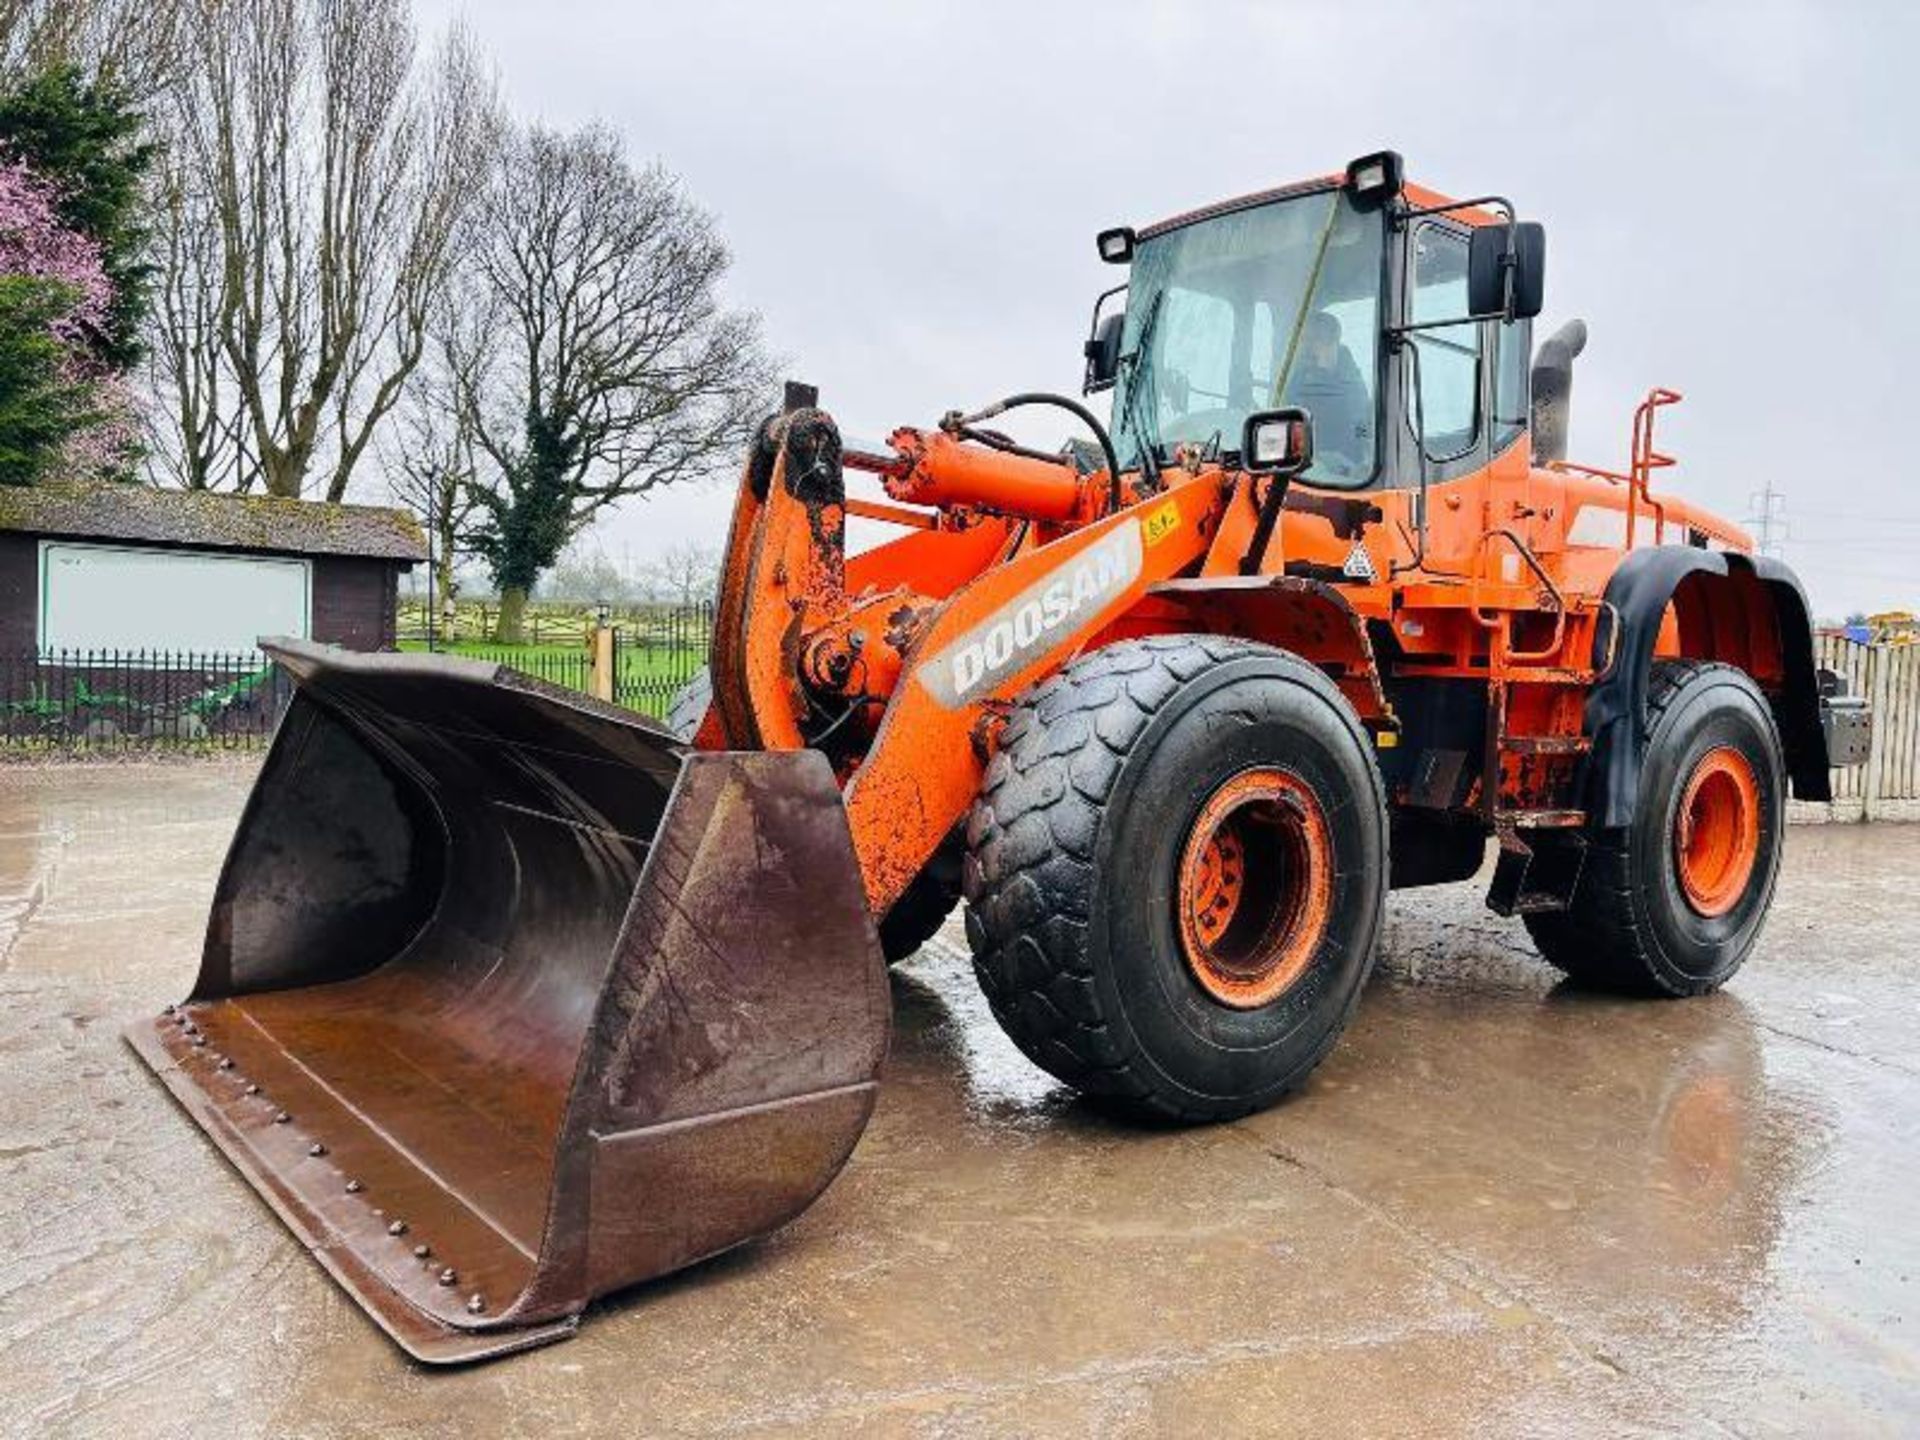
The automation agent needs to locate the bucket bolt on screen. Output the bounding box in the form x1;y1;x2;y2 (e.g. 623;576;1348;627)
413;1244;431;1259
345;1179;363;1194
388;1219;408;1236
466;1294;486;1314
273;1111;291;1124
307;1142;327;1157
437;1267;457;1286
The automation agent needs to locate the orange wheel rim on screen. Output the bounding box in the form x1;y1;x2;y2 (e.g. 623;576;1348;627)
1674;746;1761;918
1175;768;1333;1009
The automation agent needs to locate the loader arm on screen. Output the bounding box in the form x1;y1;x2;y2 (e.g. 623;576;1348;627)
705;399;1227;912
845;477;1224;909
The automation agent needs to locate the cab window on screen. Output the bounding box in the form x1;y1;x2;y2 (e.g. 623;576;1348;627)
1492;317;1530;451
1114;189;1385;487
1407;224;1482;459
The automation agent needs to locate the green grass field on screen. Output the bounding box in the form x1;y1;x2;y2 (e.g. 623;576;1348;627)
396;639;703;716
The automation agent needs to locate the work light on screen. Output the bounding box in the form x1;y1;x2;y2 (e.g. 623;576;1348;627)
1344;151;1405;207
1096;227;1135;264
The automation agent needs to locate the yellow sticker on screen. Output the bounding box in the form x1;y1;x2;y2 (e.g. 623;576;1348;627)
1141;500;1181;548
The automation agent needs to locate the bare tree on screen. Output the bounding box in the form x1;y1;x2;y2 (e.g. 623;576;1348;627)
544;546;634;606
451;122;770;643
383;335;479;620
148;0;499;501
144;162;256;489
1;0;191;98
642;541;720;609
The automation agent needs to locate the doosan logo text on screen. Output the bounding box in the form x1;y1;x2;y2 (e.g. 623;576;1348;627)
921;524;1144;708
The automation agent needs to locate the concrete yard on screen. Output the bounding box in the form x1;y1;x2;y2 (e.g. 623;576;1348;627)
2;760;1916;1437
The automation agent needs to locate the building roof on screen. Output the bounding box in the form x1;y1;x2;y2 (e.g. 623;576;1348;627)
0;482;427;562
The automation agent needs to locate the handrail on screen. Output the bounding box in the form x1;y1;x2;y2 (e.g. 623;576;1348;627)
1471;527;1567;662
1626;387;1682;549
1545;387;1683;550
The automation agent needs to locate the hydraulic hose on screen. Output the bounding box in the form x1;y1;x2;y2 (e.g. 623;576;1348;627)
951;392;1125;514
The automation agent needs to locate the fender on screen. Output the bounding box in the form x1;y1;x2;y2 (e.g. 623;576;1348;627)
1143;574;1394;726
1585;547;1830;828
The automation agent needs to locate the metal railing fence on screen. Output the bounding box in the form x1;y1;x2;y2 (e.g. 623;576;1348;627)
1;649;294;752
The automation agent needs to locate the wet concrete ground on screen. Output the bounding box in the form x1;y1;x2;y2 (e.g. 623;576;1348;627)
2;760;1916;1438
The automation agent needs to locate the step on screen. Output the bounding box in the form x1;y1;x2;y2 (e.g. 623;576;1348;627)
1502;734;1592;757
1485;828;1588;917
1494;807;1587;829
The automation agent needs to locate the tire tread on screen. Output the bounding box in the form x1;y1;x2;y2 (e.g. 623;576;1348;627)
964;635;1361;1122
1525;660;1776;996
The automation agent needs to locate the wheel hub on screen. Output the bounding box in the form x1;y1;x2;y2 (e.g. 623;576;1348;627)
1175;768;1333;1009
1674;745;1760;918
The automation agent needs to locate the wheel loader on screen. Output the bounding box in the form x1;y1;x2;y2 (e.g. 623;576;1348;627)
127;152;1871;1362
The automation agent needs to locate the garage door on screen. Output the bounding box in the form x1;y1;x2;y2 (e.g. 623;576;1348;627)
39;542;311;656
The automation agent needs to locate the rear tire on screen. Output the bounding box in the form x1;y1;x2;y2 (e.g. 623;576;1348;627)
668;667;958;963
963;635;1388;1124
1525;661;1784;995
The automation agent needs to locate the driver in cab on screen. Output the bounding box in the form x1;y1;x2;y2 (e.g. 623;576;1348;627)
1282;311;1371;478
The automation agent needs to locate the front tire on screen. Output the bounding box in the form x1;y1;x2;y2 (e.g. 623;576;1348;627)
963;635;1388;1124
1525;661;1785;995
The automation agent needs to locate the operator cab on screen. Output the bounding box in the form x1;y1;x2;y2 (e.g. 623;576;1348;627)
1085;153;1544;494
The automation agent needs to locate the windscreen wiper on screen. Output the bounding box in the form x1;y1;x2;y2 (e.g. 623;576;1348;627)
1118;289;1164;489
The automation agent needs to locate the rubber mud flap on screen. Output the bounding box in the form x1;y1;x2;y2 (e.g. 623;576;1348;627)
124;640;889;1364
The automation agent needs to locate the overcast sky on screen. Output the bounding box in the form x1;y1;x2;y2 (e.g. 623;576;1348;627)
411;0;1919;618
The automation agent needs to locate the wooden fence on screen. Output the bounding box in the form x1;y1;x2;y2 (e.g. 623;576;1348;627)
397;600;714;652
1793;635;1920;823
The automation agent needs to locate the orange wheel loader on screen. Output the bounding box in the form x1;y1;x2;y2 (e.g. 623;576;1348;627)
127;151;1872;1362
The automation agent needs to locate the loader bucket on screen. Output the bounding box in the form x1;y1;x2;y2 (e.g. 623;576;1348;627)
124;640;889;1364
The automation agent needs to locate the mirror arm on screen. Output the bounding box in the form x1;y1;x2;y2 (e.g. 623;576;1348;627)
1239;470;1295;577
1386;310;1511;338
1399;194;1515;224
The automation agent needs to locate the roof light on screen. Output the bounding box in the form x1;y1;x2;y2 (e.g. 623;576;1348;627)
1343;151;1405;209
1096;227;1135;264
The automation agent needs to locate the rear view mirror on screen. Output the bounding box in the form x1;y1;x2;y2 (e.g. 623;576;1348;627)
1468;221;1545;320
1083;310;1124;393
1241;407;1314;476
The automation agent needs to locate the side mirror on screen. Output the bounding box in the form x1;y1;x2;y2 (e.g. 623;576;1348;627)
1241;407;1314;476
1468;221;1545;320
1083;310;1124;393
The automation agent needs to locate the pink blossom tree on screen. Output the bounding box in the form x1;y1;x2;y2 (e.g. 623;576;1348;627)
0;155;135;480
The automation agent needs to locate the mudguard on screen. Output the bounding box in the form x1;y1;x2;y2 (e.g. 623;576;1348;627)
1585;549;1830;828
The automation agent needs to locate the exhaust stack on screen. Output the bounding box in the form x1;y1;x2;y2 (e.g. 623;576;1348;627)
1530;318;1588;464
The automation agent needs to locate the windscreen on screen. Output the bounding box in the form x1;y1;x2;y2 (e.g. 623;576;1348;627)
1112;188;1385;486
